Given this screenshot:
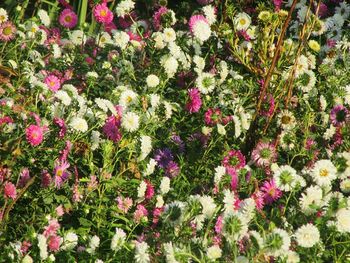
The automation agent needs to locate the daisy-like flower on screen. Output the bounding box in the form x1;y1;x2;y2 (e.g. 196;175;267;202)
69;117;88;133
119;89;138;108
93;3;113;24
222;149;246;171
330;105;349;127
277;110;296;130
0;21;16;42
154;148;173;168
185;88;202;113
273;165;305;191
204;108;222;126
297;69;316;93
44;75;61;92
299;185;324;215
152;7;176;30
294;223;320;248
146;74;160;88
115;0;135;17
111;228;126;251
202;5;217;26
335;208;350;233
196;72;215;94
308;40;320;52
265;228;291;257
0;8;8;23
310;159;337;187
134;241;150;263
53;161;70;188
38;9;50;26
26;124;45;146
116;196;133;213
222;212;248;242
4;182;17;200
260;179;282;204
122;112;140;132
251;141;277;167
207;245;222;260
59;9;78;29
189;15;211;42
233;12;251;31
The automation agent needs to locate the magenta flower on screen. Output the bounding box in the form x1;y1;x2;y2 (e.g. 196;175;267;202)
260;179;282;204
251;141;277;167
165;161;180;178
53;117;66;139
58;8;78;29
251;191;265;210
186;88;202;113
18;168;30;188
103;106;123;143
204;108;222;126
260;94;275;117
145;181;155;200
189;15;208;35
48;235;61;252
53;161;70;188
222;149;246;171
41;170;52;188
93;3;113;24
26;124;44;146
134;204;148;223
330;105;349;127
152;6;168;30
0;21;16;42
215;215;223;234
3;182;17;200
44;74;61;92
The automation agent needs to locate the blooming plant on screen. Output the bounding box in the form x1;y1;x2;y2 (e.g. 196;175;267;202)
0;0;350;262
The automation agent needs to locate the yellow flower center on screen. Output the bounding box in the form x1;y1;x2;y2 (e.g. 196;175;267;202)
65;15;72;22
100;10;107;17
49;81;55;87
57;169;63;177
3;26;12;36
319;169;329;177
239;19;246;26
281;115;291;124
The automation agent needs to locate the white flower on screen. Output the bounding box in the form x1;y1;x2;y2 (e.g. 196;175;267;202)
156;195;164;207
144;159;157;176
139;135;152;161
150;94;161;108
122;112;140;132
335;2;350;19
199;195;216;218
113;30;130;49
234;12;251;31
223;189;236;214
163;242;179;263
323;125;336;140
160;55;178;78
207;245;222;260
320;95;327;111
168;42;181;58
299;185;324;214
160;177;170;195
96;32;112;48
163;101;173;119
336;208;350;233
22;254;33;263
38;9;50;26
232;115;242;138
70;30;86;45
217;124;226;135
273;165;298;191
0;8;8;23
69;117;88;133
163;28;176;43
277;110;296;130
115;0;135;17
111;228;126;251
87;235;100;254
146;75;160;88
193;55;205;73
119;90;138;108
203;5;216;25
192;19;211;42
135;241;150;263
214;165;226;185
285;250;300;263
91;131;101;151
61;232;78;251
37;234;48;260
294;223;320;248
137;181;147;199
86;71;98;79
311;159;337;187
26;22;39;38
55;90;71;106
267;228;291;257
52;44;62;58
196;72;215;94
153;32;165;49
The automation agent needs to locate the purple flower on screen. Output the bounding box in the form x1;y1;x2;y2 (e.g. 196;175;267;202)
18;168;30;188
165;161;180;178
330;105;349;127
154;148;173;168
171;134;185;153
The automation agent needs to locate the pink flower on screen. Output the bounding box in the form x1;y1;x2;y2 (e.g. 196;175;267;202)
145;181;155;200
44;74;61;92
134;204;148;223
0;21;16;42
186;88;202;113
222;150;246;171
26;124;44;146
56;205;65;217
53;117;66;139
18;168;30;188
41;170;52;188
215;215;223;234
59;8;78;29
117;196;133;213
260;179;282;204
189;15;208;35
93;3;114;24
43;219;60;237
103;106;123;142
204;108;222;126
48;235;61;251
3;182;17;199
251;191;265;210
251;141;277;167
152;7;168;30
53;161;70;188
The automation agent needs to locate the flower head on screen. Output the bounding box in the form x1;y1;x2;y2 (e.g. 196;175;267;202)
53;161;70;188
330;105;349;127
294;223;320;248
186;88;202;113
93;3;114;24
0;21;16;42
59;9;78;29
154;148;174;169
26;124;44;146
4;182;17;199
189;15;211;42
222;149;246;171
251;141;277;167
260;179;282;204
44;75;61;92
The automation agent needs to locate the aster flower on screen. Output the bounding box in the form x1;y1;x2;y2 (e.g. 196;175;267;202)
277;110;296;130
18;168;31;188
154;148;174;168
185;88;202;113
153;7;176;31
310;159;337;187
233;12;251;31
222;149;246;171
260;179;282;204
260;94;275;117
103;115;122;143
3;182;17;200
251;141;277;167
44;74;61;92
53;161;70;188
134;204;148;223
330;105;349;127
189;15;211;42
53;117;66;139
26;124;45;146
0;21;16;42
116;196;133;213
58;9;78;29
165;161;180;178
204;108;222;126
294;223;320;248
93;3;114;24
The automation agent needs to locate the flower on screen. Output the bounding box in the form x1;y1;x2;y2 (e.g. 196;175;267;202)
294;223;320;248
69;117;88;133
135;241;150;263
93;3;113;24
38;9;50;26
207;245;222;260
185;88;202;113
154;148;174;168
222;150;246;171
111;228;126;251
0;21;16;42
122;112;140;132
205;108;222;126
203;5;217;25
251;141;277;167
44;75;61;92
196;72;215;94
87;235;100;254
116;196;133;213
115;0;135;17
265;228;291;257
330;105;349;127
4;182;17;199
233;13;251;31
308;40;320;52
273;165;304;191
189;15;211;42
48;235;61;251
53;161;70;188
310;159;337;187
335;208;350;233
160;177;170;195
277;110;296;130
146;74;160;88
103;114;122;143
152;7;176;30
165;161;180;178
58;9;78;29
260;179;282;204
119;89;138;108
26;124;44;146
0;8;8;23
61;232;78;250
199;195;216;218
